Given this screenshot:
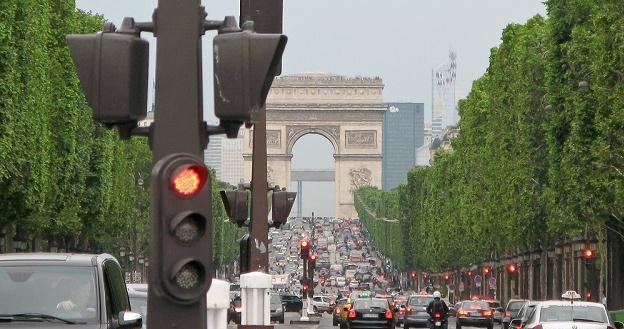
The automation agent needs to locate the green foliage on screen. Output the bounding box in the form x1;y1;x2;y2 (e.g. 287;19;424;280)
357;3;624;271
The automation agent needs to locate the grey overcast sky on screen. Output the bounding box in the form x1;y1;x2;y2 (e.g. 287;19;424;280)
76;0;547;216
76;0;547;124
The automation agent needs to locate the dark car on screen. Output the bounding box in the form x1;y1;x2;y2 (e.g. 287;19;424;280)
456;300;494;329
482;299;502;323
403;294;435;329
0;253;141;329
508;301;537;329
502;299;528;329
270;294;285;324
346;298;395;329
280;293;303;312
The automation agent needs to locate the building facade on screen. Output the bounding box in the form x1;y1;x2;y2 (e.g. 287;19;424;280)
382;103;425;190
204;130;244;186
431;51;458;138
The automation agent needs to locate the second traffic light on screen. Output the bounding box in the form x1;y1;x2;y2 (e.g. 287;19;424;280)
213;23;287;137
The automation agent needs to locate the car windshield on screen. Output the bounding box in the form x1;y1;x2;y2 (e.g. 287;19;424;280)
0;266;98;322
409;296;434;306
270;295;281;305
539;305;607;323
354;299;388;309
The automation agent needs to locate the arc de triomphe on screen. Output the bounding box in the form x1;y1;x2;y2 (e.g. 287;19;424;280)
243;73;386;218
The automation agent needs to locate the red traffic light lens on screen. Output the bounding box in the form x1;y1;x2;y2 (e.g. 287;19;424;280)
171;165;207;196
507;264;517;273
301;240;309;248
583;248;594;259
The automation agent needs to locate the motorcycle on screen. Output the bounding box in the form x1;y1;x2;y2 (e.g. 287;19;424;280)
429;311;447;329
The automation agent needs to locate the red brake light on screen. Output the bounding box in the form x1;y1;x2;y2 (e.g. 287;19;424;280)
406;307;412;315
171;166;206;196
458;309;468;317
483;310;492;317
434;312;441;318
385;309;393;319
348;309;356;319
506;311;512;317
533;325;542;329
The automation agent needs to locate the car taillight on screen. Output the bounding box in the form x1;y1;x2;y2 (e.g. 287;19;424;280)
483;310;492;317
406;307;412;315
434;312;441;318
506;311;512;317
533;324;542;329
385;309;393;319
348;309;356;319
458;309;468;317
335;308;340;314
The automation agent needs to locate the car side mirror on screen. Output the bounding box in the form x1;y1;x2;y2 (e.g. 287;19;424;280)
614;321;624;329
118;311;142;329
510;319;522;328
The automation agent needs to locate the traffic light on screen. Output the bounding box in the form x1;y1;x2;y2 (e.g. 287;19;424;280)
213;21;287;137
151;153;213;303
444;273;450;283
411;271;417;279
220;187;249;226
482;266;490;275
507;263;518;278
66;23;149;128
300;239;310;259
270;187;296;228
582;247;596;261
308;253;317;269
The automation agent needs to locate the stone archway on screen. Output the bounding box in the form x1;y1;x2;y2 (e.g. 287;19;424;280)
243;73;386;218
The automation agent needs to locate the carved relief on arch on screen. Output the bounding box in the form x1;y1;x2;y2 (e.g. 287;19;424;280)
349;167;372;191
286;125;340;154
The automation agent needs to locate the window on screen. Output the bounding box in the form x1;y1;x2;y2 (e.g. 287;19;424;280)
539;305;607;323
0;265;98;322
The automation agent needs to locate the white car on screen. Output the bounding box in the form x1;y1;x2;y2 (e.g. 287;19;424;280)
523;297;621;329
311;295;332;314
336;276;346;287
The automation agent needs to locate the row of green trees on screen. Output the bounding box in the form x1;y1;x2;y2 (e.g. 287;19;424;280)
0;1;244;267
357;0;624;272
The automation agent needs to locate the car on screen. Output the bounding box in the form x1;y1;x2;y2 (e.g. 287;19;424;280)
270;294;285;324
312;295;333;313
403;294;435;329
482;299;503;323
346;298;395;329
0;253;142;329
508;300;538;329
456;300;494;329
280;293;303;312
522;295;623;329
502;299;528;329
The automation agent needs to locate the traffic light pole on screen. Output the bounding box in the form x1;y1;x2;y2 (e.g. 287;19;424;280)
249;104;270;272
149;1;206;329
301;258;309;321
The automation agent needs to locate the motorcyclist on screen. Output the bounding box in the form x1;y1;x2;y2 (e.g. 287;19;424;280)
426;291;449;328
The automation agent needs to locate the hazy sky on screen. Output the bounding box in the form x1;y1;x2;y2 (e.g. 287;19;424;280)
76;0;547;216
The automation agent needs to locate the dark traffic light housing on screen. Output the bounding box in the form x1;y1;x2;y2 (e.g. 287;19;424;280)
67;22;149;129
213;22;287;137
150;153;213;304
239;0;283;75
220;188;250;227
308;253;317;269
300;239;310;259
271;187;296;228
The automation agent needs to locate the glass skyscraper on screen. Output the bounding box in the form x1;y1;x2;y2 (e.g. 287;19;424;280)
382;103;425;190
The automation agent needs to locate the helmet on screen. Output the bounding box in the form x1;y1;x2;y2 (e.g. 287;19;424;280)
433;291;441;299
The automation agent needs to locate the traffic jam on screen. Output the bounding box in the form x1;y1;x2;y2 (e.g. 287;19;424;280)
235;216;624;329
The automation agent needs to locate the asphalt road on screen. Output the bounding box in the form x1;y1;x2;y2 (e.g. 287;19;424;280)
227;313;504;329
